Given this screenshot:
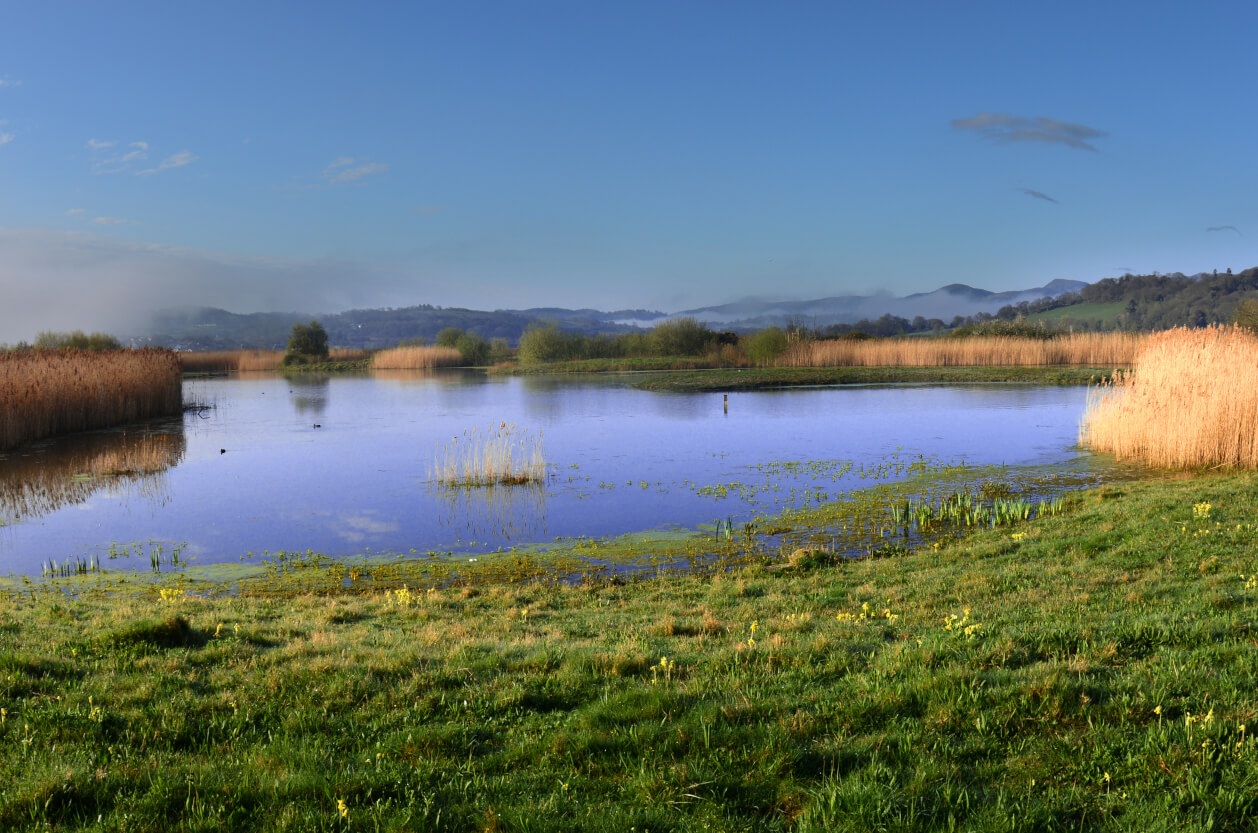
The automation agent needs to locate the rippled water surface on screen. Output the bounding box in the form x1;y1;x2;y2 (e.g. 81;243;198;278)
0;372;1095;574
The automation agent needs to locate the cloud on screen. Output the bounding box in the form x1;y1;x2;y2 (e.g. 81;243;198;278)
1206;225;1242;236
86;139;116;150
0;132;12;146
90;216;130;225
1017;187;1058;204
952;112;1107;151
65;208;86;215
321;157;388;184
136;150;198;175
0;78;20;88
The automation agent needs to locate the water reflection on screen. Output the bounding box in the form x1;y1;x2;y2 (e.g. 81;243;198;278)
0;424;185;521
435;483;548;545
287;375;330;417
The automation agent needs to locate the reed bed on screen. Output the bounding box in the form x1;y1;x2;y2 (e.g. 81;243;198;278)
0;349;182;452
329;347;370;362
432;422;546;486
779;331;1144;367
371;345;463;370
1080;325;1258;468
179;350;285;372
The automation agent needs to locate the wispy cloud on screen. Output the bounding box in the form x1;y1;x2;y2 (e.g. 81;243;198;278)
953;112;1107;151
90;216;129;225
0;78;21;88
136;150;198;176
1206;225;1242;236
65;208;86;216
86;138;116;151
321;157;389;184
1017;187;1059;204
0;132;12;146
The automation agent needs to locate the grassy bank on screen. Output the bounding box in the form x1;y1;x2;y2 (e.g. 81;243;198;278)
2;470;1257;831
633;365;1121;392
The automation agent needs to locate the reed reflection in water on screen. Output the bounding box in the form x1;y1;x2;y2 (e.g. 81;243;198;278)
435;482;548;546
0;425;185;522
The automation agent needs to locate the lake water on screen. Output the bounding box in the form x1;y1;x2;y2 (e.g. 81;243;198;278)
0;372;1097;575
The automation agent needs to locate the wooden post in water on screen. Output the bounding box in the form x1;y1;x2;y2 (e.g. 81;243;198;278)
723;394;728;414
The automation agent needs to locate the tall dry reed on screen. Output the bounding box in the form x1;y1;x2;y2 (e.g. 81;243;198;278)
372;345;463;370
779;332;1144;367
432;422;546;486
0;349;182;452
179;350;285;372
1080;326;1258;468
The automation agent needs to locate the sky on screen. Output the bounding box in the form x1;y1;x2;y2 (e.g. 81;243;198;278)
1;0;1256;340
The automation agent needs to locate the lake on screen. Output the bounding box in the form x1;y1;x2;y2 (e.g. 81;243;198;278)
0;372;1099;576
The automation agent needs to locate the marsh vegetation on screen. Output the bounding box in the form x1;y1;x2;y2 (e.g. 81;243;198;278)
1081;325;1258;468
0;349;182;452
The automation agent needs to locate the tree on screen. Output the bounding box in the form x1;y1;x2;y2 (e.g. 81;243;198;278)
285;320;329;364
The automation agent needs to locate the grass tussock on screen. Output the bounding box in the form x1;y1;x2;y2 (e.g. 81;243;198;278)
1081;325;1258;468
0;349;182;452
370;345;463;370
780;331;1144;367
432;422;546;486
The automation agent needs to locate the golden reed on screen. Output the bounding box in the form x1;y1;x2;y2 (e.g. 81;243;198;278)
1081;326;1258;468
179;350;284;372
0;349;182;452
371;345;462;370
779;332;1144;367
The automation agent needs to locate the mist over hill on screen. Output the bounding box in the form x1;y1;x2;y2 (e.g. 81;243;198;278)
139;280;1090;350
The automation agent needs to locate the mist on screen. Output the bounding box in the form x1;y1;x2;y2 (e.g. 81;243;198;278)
0;228;431;343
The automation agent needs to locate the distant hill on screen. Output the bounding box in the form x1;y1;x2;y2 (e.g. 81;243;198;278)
138;279;1096;350
662;280;1089;329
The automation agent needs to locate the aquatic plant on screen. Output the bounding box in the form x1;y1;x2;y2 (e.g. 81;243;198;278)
432;422;546;487
1081;325;1258;468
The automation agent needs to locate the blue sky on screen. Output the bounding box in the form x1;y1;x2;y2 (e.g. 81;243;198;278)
1;1;1255;338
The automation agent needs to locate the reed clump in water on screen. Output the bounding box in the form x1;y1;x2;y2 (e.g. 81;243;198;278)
0;348;182;452
779;332;1143;367
432;422;546;486
371;345;463;370
1080;325;1258;468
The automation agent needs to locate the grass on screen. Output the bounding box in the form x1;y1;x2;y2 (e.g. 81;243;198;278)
432;422;547;487
1081;326;1258;468
0;349;182;452
3;469;1258;830
371;345;463;370
780;332;1144;368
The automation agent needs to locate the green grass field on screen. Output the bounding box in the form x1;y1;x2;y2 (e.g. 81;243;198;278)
2;466;1257;831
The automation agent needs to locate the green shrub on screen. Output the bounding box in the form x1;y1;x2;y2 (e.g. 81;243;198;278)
743;326;788;364
284;320;329;364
